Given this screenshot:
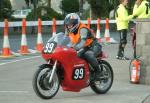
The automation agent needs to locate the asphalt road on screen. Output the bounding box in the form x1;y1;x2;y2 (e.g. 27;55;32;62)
0;32;150;103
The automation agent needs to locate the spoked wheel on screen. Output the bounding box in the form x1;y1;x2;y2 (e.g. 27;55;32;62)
90;60;113;94
32;64;60;99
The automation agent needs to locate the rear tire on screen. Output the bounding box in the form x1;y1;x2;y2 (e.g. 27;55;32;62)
90;60;113;94
32;64;60;99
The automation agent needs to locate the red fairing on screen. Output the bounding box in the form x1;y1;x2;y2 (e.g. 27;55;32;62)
42;46;90;92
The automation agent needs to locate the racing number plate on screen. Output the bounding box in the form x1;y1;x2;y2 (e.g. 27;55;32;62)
72;67;85;80
43;42;57;54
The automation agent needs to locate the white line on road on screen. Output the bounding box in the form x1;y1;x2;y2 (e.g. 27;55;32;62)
0;56;41;66
0;91;29;93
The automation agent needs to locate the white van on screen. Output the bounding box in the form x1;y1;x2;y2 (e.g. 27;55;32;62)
11;9;31;19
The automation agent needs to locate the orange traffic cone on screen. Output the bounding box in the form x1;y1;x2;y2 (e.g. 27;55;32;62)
104;18;110;43
0;19;14;58
36;18;43;52
87;18;91;29
96;18;102;43
19;18;29;54
52;18;56;36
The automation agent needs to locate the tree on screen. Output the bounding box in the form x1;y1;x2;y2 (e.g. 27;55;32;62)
0;0;12;20
79;0;84;17
26;6;63;20
87;0;110;19
47;0;51;8
60;0;79;15
24;0;39;19
25;0;51;8
24;0;52;18
25;0;33;8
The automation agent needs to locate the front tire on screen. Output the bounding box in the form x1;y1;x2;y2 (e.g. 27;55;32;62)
90;60;113;94
32;64;60;99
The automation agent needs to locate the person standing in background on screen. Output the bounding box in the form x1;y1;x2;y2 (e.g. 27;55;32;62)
133;0;150;18
115;0;134;60
129;0;150;60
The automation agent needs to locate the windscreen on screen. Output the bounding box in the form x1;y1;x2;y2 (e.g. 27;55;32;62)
47;32;72;47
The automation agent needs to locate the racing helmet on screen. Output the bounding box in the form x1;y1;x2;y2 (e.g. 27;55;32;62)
64;13;80;33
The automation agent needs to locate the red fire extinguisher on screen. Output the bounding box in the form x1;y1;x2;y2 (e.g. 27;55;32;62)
129;26;141;84
130;59;141;84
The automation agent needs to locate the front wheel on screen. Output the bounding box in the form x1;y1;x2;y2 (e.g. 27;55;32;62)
90;60;113;94
32;64;60;99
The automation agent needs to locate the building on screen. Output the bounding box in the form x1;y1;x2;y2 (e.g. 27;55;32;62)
10;0;62;13
10;0;89;14
10;0;26;10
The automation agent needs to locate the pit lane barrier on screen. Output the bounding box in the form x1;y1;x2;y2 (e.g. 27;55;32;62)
0;18;117;58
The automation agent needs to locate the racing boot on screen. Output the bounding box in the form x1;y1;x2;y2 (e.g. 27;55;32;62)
116;50;130;60
116;46;124;58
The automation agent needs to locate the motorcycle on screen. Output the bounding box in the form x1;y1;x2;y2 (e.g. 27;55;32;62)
32;32;113;99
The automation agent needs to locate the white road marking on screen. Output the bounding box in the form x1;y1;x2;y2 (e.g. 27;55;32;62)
0;91;29;93
0;56;41;66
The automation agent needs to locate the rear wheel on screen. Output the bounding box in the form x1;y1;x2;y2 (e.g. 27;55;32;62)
32;64;60;99
90;60;113;94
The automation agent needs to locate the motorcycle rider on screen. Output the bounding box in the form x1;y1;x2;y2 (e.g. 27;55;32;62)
64;13;102;78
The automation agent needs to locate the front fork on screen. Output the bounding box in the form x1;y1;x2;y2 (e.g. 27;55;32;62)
47;60;57;83
89;61;104;81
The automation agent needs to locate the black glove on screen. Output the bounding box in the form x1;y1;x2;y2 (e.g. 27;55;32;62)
77;48;85;57
133;16;138;19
